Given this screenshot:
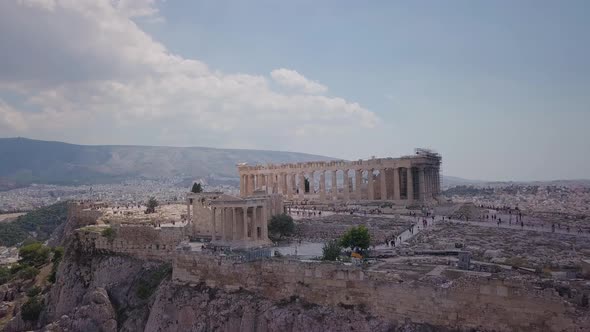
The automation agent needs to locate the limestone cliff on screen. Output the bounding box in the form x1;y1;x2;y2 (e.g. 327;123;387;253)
4;235;445;332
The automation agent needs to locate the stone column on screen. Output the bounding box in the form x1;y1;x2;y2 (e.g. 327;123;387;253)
286;173;293;199
248;175;255;195
239;175;244;196
308;171;314;194
355;169;362;200
243;207;248;240
232;208;237;240
380;169;387;200
266;174;272;194
211;207;216;241
407;167;414;202
319;171;326;201
419;167;426;201
253;206;258;240
430;168;435;197
367;169;375;200
221;208;226;241
435;169;440;195
331;170;338;200
291;173;297;198
260;203;268;241
393;168;400;200
342;169;350;201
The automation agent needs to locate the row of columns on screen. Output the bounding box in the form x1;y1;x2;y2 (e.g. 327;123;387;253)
210;205;269;243
240;166;440;202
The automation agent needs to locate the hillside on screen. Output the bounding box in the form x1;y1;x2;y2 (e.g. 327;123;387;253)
0;202;68;246
0;138;333;190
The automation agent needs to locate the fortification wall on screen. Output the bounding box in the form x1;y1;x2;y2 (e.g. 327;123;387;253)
76;225;186;262
172;253;586;332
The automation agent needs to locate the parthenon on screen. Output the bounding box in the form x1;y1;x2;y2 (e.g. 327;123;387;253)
238;149;442;204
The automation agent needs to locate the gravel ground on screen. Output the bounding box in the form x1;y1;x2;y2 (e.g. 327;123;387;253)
294;214;411;244
407;221;590;269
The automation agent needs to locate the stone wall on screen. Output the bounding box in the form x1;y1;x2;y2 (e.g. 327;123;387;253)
172;253;587;332
76;225;186;262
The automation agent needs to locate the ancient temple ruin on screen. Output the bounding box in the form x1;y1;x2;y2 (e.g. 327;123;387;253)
186;191;284;248
238;148;442;203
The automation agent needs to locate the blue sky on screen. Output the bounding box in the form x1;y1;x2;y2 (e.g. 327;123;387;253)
0;0;588;181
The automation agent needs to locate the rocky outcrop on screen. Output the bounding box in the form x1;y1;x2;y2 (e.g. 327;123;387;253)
26;235;440;332
145;281;445;332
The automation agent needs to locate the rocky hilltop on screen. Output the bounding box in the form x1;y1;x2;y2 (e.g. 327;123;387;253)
1;207;441;332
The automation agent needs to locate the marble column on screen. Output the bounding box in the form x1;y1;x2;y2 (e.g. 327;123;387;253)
355;169;362;200
319;171;326;201
342;170;350;201
211;207;216;241
298;173;305;199
221;208;226;241
262;204;268;240
308;171;314;194
407;168;414;202
393;168;400;200
232;208;237;240
253;206;258;240
435;169;440;194
418;167;426;201
331;170;338;200
242;207;248;240
380;169;387;200
286;173;293;199
367;169;375;200
239;175;244;196
249;175;255;195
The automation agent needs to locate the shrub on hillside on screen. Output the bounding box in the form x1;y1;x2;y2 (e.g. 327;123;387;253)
21;296;44;321
321;240;341;261
19;242;50;267
16;266;40;280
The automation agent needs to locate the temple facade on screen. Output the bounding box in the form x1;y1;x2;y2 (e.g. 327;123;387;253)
186;191;283;248
238;149;442;204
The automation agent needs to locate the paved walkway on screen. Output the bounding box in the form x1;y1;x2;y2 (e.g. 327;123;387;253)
288;207;590;248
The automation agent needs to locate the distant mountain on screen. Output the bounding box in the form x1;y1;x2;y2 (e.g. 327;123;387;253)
441;175;486;188
0;138;333;190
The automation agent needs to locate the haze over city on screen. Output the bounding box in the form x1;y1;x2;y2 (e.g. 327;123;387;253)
1;0;589;181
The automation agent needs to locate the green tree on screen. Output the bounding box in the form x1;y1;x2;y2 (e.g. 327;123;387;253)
322;240;341;261
268;214;295;239
191;182;203;193
304;178;310;193
19;242;50;267
146;197;158;214
340;225;371;251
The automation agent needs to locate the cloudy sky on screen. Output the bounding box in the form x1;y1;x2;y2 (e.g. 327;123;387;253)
0;0;589;181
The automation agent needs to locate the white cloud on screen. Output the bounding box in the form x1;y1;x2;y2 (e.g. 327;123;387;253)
0;99;28;132
270;68;328;94
0;0;378;154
